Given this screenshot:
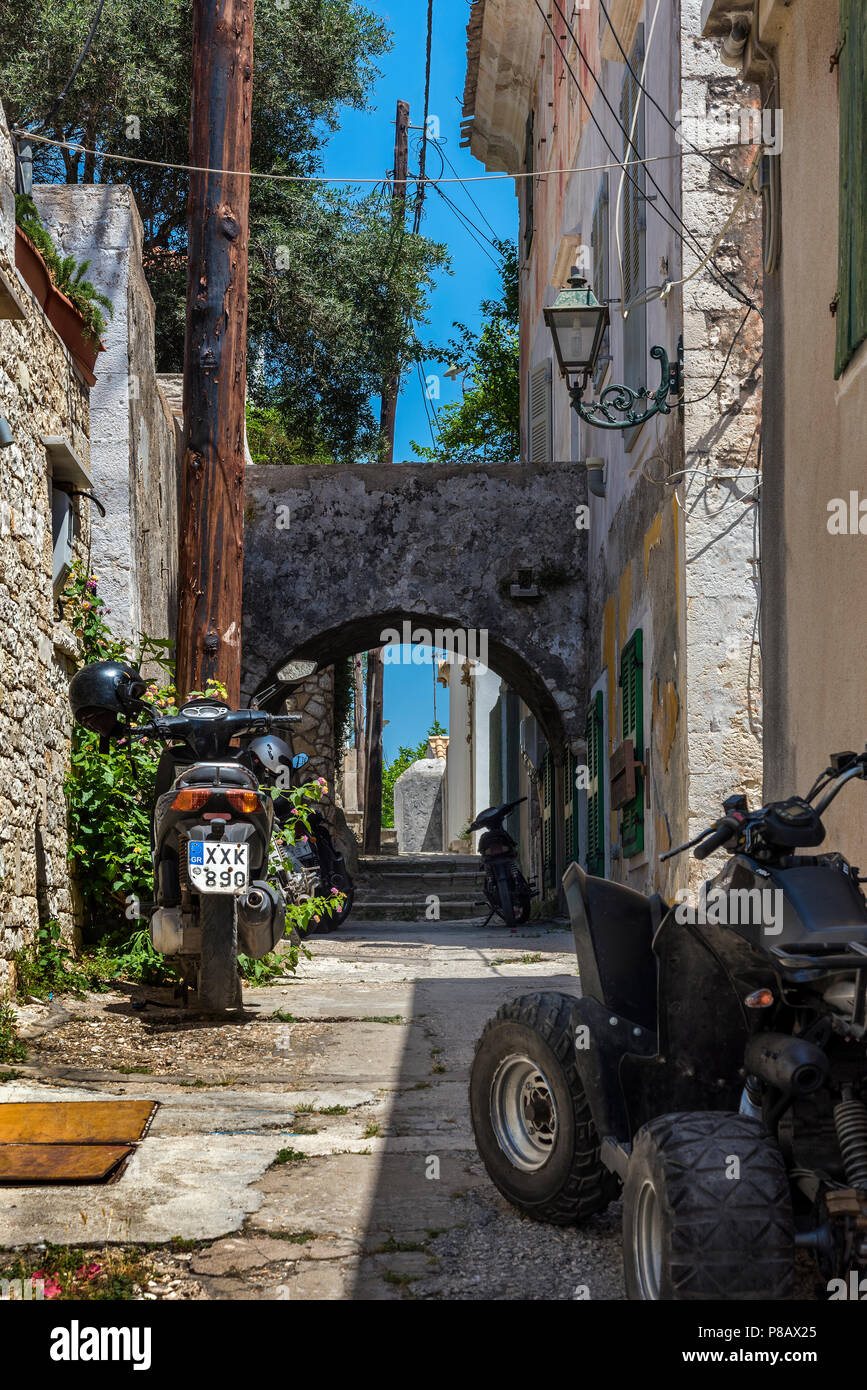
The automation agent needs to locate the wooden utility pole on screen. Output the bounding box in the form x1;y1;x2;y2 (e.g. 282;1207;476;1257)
363;100;409;854
378;99;409;463
353;653;366;814
175;0;254;706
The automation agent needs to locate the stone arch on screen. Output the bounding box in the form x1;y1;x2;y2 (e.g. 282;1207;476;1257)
242;462;589;756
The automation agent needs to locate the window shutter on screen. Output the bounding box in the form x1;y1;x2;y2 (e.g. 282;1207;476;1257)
836;0;867;377
541;749;555;892
529;359;552;462
592;174;611;388
523;109;535;257
620;629;644;857
585;692;605;876
621;28;646;391
564;750;580;866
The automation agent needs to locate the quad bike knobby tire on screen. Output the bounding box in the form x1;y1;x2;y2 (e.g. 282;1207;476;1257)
197;895;243;1012
623;1111;795;1300
470;991;620;1224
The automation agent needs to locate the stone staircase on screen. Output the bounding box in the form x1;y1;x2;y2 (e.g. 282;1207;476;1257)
351;852;485;922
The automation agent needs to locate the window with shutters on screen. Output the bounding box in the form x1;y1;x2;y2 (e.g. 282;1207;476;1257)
591;174;611;389
835;0;867;377
564;749;580;868
620;27;646;393
585;691;605;876
619;629;644;858
541;748;556;892
528;359;552;462
523;109;535;258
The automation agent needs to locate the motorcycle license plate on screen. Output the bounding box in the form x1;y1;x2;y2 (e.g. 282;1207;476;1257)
187;841;250;894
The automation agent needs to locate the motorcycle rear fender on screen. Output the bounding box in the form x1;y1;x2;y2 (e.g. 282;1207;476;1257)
156;819;269;902
562;862;660;1032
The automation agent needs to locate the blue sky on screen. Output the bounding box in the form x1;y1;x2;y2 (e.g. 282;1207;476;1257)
324;0;517;462
324;0;517;761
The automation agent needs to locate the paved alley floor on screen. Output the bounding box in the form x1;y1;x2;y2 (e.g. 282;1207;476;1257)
0;920;626;1300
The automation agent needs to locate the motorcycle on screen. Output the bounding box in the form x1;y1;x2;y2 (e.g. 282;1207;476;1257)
254;747;354;933
69;658;312;1012
469;796;536;927
470;747;867;1299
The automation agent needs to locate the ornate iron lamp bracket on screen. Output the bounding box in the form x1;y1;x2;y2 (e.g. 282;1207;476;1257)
569;341;683;431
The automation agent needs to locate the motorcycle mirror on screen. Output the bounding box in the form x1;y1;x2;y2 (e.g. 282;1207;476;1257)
291;753;309;770
277;659;317;685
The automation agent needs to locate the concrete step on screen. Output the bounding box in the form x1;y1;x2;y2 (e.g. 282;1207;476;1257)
352;852;486;921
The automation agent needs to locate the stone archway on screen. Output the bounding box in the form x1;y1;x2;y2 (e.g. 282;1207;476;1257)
241;461;589;754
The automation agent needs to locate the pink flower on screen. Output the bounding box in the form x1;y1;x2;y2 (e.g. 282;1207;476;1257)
86;579;97;591
317;777;327;787
300;836;308;843
313;914;320;923
81;600;91;611
330;887;339;896
33;1271;62;1299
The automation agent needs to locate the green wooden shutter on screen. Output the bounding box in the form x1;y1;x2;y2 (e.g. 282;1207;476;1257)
620;630;644;857
836;0;867;377
585;691;605;876
541;749;555;892
564;750;580;866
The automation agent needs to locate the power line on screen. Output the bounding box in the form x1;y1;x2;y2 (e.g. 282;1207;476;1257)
16;128;755;187
436;140;500;238
26;0;107;136
532;0;756;313
429;181;501;264
590;0;743;189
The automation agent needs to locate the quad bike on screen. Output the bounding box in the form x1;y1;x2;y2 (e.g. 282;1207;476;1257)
470;748;867;1299
470;796;537;926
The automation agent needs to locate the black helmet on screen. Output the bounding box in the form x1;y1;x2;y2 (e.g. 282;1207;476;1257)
69;660;148;736
248;734;294;786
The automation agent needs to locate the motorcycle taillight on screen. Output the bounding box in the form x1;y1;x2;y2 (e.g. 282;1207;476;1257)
171;788;211;811
226;790;265;814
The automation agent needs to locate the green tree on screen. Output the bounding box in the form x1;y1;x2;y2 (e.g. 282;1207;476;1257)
0;0;447;462
411;239;519;462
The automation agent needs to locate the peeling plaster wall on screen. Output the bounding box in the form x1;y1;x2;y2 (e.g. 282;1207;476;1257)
242;462;588;753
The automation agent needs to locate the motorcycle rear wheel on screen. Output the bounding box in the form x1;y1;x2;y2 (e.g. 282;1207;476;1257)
197;895;243;1012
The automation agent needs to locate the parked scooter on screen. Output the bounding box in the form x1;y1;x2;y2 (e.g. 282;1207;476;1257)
470;748;867;1299
469;796;536;926
250;746;354;933
69;659;310;1012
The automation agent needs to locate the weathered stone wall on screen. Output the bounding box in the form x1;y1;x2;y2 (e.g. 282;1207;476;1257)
0;102;91;993
282;665;335;792
681;0;764;885
242;462;588;754
33;185;179;665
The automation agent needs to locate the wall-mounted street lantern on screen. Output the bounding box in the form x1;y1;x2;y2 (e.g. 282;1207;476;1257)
544;269;682;431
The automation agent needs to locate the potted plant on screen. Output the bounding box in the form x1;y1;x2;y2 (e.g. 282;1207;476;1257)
14;196;112;384
14;224;51;308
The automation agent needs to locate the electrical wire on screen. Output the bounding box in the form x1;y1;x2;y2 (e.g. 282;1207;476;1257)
679;305;757;404
530;0;758;314
591;0;743;188
14;127;754;187
613;0;662;318
436;140;499;238
25;0;107;136
429;181;501;264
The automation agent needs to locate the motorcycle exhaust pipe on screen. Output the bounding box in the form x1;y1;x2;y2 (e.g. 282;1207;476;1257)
745;1032;829;1096
237;880;285;959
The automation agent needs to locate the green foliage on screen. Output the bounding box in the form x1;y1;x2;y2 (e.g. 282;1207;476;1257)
412;240;519;462
245;404;335;466
0;1;448;463
274;1147;308;1164
0;1004;26;1063
382;720;446;828
0;1245;153;1301
15;194;113;345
